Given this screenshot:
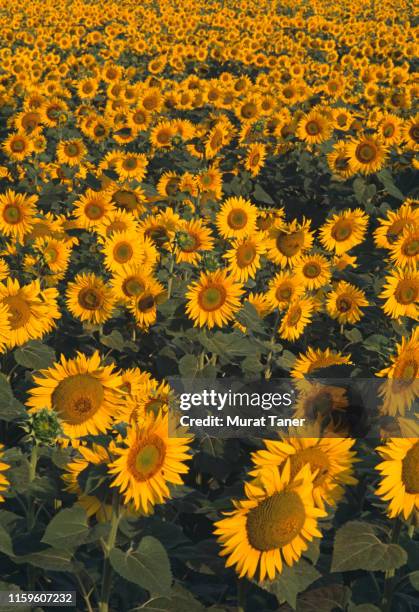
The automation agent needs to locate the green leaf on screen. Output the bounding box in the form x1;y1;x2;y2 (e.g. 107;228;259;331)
276;350;296;371
349;606;381;612
14;341;56;370
253;183;275;204
377;169;404;200
236;302;266;334
331;521;408;572
344;328;363;344
297;584;351;611
0;374;27;422
259;558;321;609
133;584;204;612
178;354;199;378
409;570;419;591
0;523;14;556
42;506;89;549
110;536;172;595
16;548;74;571
0;582;31;612
99;330;125;351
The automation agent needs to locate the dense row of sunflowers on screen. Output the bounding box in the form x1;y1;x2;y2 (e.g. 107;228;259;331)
0;0;417;609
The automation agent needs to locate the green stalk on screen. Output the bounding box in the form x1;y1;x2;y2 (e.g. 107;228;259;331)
381;518;402;612
99;492;121;612
264;310;281;380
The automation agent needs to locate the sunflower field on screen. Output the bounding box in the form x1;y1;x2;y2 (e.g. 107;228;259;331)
0;0;418;610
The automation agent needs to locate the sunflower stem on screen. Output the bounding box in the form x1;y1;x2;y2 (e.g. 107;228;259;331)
381;517;402;611
167;251;175;299
265;310;281;380
27;444;38;590
99;492;121;612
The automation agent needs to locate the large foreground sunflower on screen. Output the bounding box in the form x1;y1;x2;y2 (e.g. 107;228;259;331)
251;437;357;509
27;352;122;440
214;463;326;581
376;328;419;416
185;269;244;328
375;438;419;519
109;412;192;514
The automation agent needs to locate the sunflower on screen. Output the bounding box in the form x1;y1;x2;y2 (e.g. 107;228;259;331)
109;412;192;514
0;445;10;503
346;135;388;174
34;237;72;276
293;254;331;290
296;110;332;144
115;153;148;182
294;383;349;430
102;230;155;273
224;234;266;282
117;367;153;402
376;328;419;416
214;462;326;582
251;436;357;510
402;114;419;151
326;140;354;180
150;121;175;149
56;138;87;166
2;132;33;161
265;271;304;310
375;438;419;519
0;259;9;281
320;209;368;255
66;273;116;325
0;190;37;242
27;351;122;440
108;183;146;217
73;189;115;230
374;201;419;250
247;292;272;318
389;225;419;269
157;172;181;199
326;281;368;325
175;219;214;265
377;113;403;146
110;265;153;305
380;268;418;320
266;219;314;268
95;209;138;239
128;276;166;329
0;278;60;348
244;143;267;176
62;444;117;522
196;165;223;200
291;347;352;379
138;210;180;248
279;297;315;341
185;269;244;329
215;197;258;240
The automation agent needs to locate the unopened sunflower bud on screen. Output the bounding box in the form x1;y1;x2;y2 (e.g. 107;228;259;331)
25;409;63;445
202;252;220;272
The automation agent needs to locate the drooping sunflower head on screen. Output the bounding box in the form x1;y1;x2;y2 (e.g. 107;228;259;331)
320;208;368;255
214;462;326;582
266;219;314;267
389;224;419;269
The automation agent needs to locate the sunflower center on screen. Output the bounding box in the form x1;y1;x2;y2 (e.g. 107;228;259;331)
52;374;104;424
290;447;330;486
65;143;81;157
382;124;395;138
113;242;133;263
336;296;352;312
137;294;155;312
393;358;417;390
276;284;292;301
303;262;320;278
276;230;304;257
386;219;407;243
246;491;306;551
179;232;199;252
78;287;103;310
227;209;248;230
241;102;257;119
355;143;377;163
401;442;419;494
130;434;166;481
402;239;418;257
113;190;138;209
45;246;59;263
250;152;260;166
409;126;419;143
123;277;145;297
236;243;256;267
123;158;138;171
3;204;22;224
305;120;320;135
331;219;352;241
395;280;417;304
11;138;25;152
85;203;104;220
4;295;31;329
287;305;302;326
198;285;227;311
